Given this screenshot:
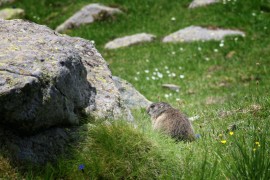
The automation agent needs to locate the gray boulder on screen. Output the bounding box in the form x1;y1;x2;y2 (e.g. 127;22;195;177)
189;0;219;8
56;3;122;33
105;33;156;49
0;19;93;134
163;26;245;43
0;126;82;164
0;8;25;20
0;19;134;164
112;76;151;109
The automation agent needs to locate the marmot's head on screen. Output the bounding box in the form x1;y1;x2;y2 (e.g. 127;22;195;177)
146;102;172;119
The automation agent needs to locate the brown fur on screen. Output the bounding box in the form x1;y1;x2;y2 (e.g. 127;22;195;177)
147;102;195;142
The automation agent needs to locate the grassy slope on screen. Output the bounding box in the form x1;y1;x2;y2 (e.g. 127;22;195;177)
1;0;270;179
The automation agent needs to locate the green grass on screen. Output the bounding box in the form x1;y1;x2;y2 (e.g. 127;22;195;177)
1;0;270;179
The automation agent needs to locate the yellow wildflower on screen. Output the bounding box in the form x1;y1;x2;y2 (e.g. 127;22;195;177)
255;142;261;147
229;131;234;136
221;140;227;144
218;134;223;137
253;148;256;152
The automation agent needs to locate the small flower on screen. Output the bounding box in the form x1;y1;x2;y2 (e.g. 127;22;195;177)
134;77;138;81
146;59;149;62
171;73;176;77
229;131;234;136
154;68;159;71
255;142;260;147
205;57;210;61
146;77;150;80
252;12;256;16
78;164;85;172
253;148;256;152
164;94;169;98
166;70;170;74
144;70;149;73
171;17;176;21
198;47;202;51
151;76;156;80
165;66;169;70
179;75;185;79
219;43;224;47
171;51;176;55
218;134;223;137
136;72;140;75
90;40;95;44
157;72;163;78
214;49;218;52
178;66;183;70
220;140;227;144
179;47;184;51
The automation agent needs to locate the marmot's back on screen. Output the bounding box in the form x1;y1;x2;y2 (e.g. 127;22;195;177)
147;102;195;142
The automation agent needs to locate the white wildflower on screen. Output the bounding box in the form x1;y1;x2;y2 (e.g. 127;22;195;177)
179;75;185;79
145;70;149;73
189;115;200;121
157;72;163;78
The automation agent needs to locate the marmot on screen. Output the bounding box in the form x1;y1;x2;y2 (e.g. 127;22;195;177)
146;102;195;142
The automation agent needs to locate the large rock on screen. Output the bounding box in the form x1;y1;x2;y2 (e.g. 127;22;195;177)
112;76;151;109
0;8;24;20
56;3;122;33
105;33;156;49
162;26;245;43
0;20;94;134
0;126;81;164
189;0;219;8
0;19;133;164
